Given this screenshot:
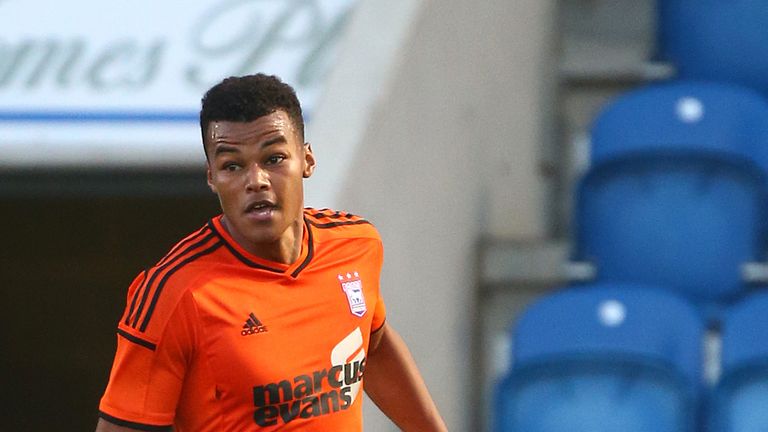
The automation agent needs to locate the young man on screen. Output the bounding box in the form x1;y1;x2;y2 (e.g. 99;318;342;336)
96;74;447;431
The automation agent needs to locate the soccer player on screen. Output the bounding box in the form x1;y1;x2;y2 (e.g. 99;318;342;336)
95;74;447;431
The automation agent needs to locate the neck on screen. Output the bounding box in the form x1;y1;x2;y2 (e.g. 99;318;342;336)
220;216;304;265
271;219;304;264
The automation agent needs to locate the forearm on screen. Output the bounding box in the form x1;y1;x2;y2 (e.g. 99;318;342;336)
364;324;447;432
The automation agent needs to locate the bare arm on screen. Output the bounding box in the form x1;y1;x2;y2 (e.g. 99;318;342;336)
364;322;448;432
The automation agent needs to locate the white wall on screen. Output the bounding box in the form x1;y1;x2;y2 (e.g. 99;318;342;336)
306;0;556;429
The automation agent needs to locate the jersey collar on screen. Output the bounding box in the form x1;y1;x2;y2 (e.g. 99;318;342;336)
208;215;314;278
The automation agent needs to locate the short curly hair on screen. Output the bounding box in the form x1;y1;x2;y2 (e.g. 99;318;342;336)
199;74;305;157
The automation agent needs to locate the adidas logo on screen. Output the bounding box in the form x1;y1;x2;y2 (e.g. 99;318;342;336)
241;312;268;336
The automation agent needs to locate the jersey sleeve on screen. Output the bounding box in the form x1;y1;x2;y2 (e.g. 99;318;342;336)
98;272;198;430
370;235;387;333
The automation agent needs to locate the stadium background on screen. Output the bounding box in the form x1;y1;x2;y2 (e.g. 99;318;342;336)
0;0;680;430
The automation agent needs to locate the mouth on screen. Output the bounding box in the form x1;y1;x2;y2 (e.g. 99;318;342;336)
246;200;275;212
244;200;277;221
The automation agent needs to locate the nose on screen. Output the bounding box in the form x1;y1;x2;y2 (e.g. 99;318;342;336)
245;164;270;192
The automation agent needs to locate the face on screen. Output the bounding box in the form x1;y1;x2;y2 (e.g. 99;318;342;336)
205;111;315;261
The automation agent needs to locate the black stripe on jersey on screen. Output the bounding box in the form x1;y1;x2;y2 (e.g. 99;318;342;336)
117;328;157;351
128;230;216;328
125;228;211;326
290;218;314;278
98;411;172;431
207;220;284;273
124;269;149;326
306;219;371;229
139;241;223;332
156;224;208;267
309;210;356;220
307;207;330;217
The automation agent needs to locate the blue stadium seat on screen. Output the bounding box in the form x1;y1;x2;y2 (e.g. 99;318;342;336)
589;81;768;171
494;284;703;432
574;82;768;313
574;156;766;312
658;0;768;97
711;292;768;432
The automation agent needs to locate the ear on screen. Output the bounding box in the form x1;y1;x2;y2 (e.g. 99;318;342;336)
206;163;218;193
302;143;316;178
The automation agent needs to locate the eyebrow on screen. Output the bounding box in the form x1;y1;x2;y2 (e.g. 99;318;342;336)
213;144;239;157
213;135;288;157
260;135;287;149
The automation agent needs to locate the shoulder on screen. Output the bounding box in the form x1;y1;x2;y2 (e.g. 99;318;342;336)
304;208;381;243
120;222;224;339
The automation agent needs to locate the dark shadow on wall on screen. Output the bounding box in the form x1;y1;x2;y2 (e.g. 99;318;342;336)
0;169;220;431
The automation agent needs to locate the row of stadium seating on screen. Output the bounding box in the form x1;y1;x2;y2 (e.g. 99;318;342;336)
495;284;768;432
494;81;768;431
494;1;768;430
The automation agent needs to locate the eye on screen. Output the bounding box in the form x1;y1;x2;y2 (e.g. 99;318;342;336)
266;154;286;165
222;162;241;172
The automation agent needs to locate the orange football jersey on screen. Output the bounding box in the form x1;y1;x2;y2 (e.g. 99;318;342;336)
99;209;386;431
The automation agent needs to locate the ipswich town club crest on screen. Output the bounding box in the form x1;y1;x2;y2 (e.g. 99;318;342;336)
338;272;367;317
